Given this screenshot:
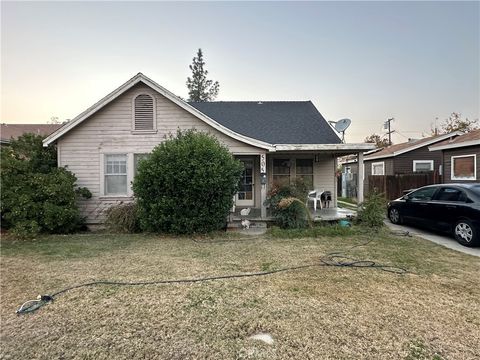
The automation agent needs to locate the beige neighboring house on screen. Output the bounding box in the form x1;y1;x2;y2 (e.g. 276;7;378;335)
42;73;374;225
0;123;62;145
429;129;480;183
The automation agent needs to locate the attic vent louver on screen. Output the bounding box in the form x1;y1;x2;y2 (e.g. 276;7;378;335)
134;94;154;131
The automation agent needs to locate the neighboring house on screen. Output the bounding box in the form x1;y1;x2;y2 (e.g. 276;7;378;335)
42;73;374;225
429;129;480;183
0;123;62;145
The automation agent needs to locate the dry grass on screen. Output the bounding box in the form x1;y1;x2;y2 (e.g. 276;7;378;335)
1;228;479;359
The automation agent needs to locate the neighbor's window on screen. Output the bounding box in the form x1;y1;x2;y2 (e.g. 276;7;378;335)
296;159;313;188
273;159;291;186
413;160;434;172
371;161;385;176
105;154;128;195
133;94;155;131
451;154;476;180
134;153;150;176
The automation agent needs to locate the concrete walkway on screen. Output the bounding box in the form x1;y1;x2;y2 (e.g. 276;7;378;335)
385;221;480;257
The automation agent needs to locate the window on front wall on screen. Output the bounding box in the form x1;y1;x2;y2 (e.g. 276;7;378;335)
296;159;313;188
371;162;385;175
105;154;128;195
413;160;434;172
273;159;291;186
134;153;150;176
133;94;155;131
451;154;476;180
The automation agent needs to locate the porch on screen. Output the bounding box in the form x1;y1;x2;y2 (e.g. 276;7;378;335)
230;206;357;222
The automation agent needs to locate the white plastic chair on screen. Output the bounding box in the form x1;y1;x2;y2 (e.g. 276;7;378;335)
306;190;324;212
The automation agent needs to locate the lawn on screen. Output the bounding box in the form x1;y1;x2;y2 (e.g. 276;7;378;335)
1;228;479;359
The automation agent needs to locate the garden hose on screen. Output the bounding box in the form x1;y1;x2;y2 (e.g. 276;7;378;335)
15;239;408;315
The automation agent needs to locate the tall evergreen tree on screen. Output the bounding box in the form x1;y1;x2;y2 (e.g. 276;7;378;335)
186;48;220;102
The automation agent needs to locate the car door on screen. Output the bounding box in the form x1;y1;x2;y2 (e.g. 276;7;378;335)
403;186;439;226
430;187;468;232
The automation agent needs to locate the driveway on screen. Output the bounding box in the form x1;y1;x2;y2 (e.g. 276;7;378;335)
385;221;480;257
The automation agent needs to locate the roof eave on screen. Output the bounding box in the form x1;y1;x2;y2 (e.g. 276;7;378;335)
429;139;480;151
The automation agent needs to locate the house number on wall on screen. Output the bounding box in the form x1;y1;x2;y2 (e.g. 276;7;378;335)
260;154;266;173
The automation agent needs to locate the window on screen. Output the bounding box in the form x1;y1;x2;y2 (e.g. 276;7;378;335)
105;154;127;195
133;94;155;131
134;153;150;176
371;162;385;176
413;160;434;172
435;188;467;202
273;159;291;186
296;159;313;188
451;154;476;180
409;186;437;201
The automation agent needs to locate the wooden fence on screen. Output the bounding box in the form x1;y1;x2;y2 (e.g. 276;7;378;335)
368;172;442;200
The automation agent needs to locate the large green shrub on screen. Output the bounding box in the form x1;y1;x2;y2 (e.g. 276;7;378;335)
132;130;243;234
265;180;311;229
1;134;91;237
357;190;386;227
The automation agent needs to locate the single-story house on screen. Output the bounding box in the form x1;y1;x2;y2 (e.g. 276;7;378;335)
42;73;374;225
429;129;480;183
0;123;62;145
361;132;462;194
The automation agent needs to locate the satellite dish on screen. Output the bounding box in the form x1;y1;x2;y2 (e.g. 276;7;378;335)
328;118;352;142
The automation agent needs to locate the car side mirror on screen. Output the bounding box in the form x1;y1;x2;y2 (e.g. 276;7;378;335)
402;195;410;201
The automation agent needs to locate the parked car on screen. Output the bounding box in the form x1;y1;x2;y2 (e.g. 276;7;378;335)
387;183;480;247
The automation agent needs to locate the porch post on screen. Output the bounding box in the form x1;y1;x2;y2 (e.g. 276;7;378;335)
357;151;364;204
260;153;267;219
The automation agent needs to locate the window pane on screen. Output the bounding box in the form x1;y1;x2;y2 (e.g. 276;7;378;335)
410;187;437;201
134;153;150;175
297;175;313;188
414;162;433;172
273;175;290;187
296;159;313;175
453;156;475;178
105;175;127;195
273;159;290;175
436;188;464;202
106;154;127;174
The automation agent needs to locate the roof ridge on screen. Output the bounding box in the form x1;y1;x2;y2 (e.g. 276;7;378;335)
187;100;311;103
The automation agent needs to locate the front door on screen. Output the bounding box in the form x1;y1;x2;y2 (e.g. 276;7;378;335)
236;159;255;206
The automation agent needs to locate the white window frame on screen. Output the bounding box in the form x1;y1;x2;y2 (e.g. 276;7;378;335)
131;92;157;134
371;161;385;176
451;154;477;181
413;160;434;172
100;153;134;198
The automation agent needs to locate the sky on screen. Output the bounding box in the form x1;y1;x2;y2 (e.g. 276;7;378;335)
1;1;479;143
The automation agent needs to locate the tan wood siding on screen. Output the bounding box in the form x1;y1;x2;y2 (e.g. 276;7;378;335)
443;146;480;183
58;83;264;223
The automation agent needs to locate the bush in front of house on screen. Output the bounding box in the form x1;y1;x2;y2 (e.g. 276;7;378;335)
0;134;91;238
265;180;311;229
132;130;243;234
105;202;140;233
357;190;386;228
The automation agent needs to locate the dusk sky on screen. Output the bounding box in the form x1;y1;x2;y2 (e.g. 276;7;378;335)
1;1;479;143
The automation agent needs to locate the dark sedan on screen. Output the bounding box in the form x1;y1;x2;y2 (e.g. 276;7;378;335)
387;183;480;247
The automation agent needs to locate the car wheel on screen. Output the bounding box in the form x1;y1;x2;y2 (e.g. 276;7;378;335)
454;219;478;247
388;207;402;224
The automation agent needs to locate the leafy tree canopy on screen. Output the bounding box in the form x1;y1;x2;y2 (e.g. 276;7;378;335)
186;48;220;102
364;133;390;148
431;112;479;135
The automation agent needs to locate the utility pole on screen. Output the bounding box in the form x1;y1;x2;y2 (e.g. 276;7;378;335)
384;117;395;145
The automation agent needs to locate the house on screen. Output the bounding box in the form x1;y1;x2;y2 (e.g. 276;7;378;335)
0;123;62;145
429;129;480;183
42;73;374;225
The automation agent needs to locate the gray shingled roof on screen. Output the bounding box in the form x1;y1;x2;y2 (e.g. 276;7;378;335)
188;101;342;144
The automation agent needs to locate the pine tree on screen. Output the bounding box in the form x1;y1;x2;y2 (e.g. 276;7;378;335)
186;49;220;102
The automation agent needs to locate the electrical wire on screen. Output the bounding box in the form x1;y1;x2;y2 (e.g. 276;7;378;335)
15;238;408;315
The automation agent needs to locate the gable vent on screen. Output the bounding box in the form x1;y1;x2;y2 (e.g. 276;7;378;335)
134;94;154;130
